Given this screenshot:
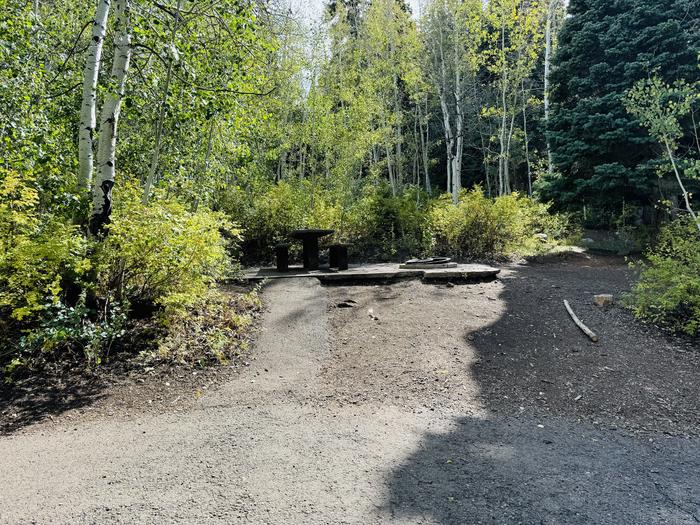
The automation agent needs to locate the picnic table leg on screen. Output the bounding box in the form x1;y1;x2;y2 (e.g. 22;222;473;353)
302;237;320;270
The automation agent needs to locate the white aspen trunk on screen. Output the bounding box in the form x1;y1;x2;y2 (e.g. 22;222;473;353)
479;130;492;197
385;141;397;196
544;0;556;175
498;20;508;196
440;94;454;195
393;74;403;188
90;0;131;235
504;111;516;194
413;107;420;186
522;81;532;196
664;139;700;231
498;107;507;195
453;127;463;203
419;99;432;193
142;0;183;204
451;25;463;205
79;0;111;191
436;10;454;199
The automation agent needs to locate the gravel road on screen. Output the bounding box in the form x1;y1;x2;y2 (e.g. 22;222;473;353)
1;264;699;524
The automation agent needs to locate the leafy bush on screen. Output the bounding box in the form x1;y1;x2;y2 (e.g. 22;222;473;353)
0;169;90;324
219;180;573;262
427;189;572;260
627;219;700;335
220;180;432;261
96;185;237;316
17;294;128;366
1;177;248;378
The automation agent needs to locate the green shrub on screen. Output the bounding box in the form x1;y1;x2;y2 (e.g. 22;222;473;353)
96;185;237;317
0;169;90;324
17;293;128;366
219;180;432;261
627;219;700;335
427;188;572;260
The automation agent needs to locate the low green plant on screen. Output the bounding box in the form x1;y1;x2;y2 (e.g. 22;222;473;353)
150;288;263;366
627;218;700;335
17;294;128;367
95;184;238;317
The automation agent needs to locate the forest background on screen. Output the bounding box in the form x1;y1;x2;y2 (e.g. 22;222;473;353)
1;0;698;374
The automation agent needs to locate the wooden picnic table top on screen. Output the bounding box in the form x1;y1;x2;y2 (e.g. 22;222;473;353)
289;229;335;240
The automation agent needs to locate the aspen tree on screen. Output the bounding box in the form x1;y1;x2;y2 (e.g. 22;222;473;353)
79;0;111;190
91;0;132;235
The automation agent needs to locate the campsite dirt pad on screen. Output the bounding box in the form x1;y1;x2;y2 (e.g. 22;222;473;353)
0;253;699;524
325;253;700;436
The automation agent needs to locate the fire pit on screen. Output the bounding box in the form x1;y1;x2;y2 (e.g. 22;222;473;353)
399;257;458;269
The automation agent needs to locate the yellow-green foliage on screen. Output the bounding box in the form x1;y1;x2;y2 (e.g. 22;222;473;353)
95;185;237;316
427;188;571;259
0;169;90;323
628;219;700;335
220;180;431;260
153;288;263;365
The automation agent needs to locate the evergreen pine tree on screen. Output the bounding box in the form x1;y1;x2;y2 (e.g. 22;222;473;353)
540;0;699;222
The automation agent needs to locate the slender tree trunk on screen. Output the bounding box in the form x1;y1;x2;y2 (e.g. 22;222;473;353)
413;107;420;186
385;141;397;196
79;0;111;191
664;139;700;231
436;13;454;199
498;20;508;196
90;0;131;236
451;29;463;204
439;95;454;196
522;81;532;196
452;114;463;203
393;74;403;188
544;0;556;175
142;0;183;204
419;99;431;193
504;110;516;194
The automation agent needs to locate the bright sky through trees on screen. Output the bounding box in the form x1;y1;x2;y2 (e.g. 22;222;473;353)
290;0;424;21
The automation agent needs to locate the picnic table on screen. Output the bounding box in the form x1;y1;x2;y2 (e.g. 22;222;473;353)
290;229;335;270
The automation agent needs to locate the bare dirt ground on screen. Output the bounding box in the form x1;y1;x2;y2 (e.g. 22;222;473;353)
1;254;699;524
325;253;700;436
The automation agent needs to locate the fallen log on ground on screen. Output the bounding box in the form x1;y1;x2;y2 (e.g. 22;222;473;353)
564;299;599;342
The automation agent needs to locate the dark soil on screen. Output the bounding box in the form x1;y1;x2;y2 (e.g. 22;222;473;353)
0;356;260;435
3;252;698;440
325;252;700;437
0;285;262;435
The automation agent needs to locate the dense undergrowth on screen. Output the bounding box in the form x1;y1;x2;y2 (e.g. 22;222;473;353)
627;218;700;337
1;168;574;381
220;180;577;263
0;172;261;381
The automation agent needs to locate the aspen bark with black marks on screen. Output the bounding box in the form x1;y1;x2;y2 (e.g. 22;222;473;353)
91;0;132;236
79;0;111;191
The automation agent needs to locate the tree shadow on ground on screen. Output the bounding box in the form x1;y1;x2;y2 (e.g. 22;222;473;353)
0;364;109;435
385;255;700;524
385;415;700;524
